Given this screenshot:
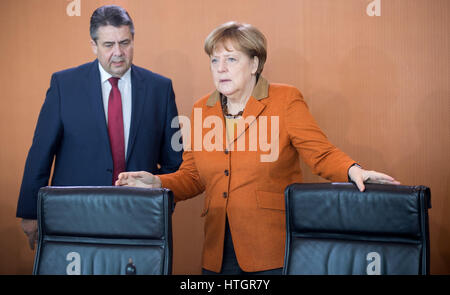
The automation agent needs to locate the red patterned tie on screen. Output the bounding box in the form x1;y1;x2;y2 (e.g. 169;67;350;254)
107;77;125;184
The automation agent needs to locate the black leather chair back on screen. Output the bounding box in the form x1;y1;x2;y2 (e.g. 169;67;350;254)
283;183;431;275
33;186;173;275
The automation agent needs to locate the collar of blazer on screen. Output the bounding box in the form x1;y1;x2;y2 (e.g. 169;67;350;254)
204;76;269;147
206;76;269;107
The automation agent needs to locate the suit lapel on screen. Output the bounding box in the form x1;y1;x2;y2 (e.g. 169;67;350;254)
127;65;145;162
86;60;111;157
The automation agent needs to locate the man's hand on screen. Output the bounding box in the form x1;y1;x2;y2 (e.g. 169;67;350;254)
115;171;162;188
348;165;401;192
21;219;38;250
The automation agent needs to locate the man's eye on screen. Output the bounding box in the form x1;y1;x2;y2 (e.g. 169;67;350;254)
211;58;218;64
228;58;237;62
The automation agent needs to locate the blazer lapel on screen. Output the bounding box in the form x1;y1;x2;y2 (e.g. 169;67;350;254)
204;76;270;150
233;97;266;144
229;76;269;147
127;65;145;162
203;93;227;151
86;60;111;157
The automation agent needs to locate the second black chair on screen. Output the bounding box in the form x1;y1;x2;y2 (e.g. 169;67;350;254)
283;183;431;275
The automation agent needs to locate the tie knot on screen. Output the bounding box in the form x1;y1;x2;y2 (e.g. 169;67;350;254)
108;77;120;87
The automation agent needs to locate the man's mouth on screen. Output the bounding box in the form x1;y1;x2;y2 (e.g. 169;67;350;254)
111;60;125;66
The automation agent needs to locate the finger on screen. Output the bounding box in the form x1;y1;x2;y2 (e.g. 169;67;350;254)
118;172;141;183
126;171;146;177
133;171;152;180
367;178;401;185
357;181;365;192
367;171;397;182
365;172;400;184
117;177;135;186
374;173;395;182
118;177;130;186
352;176;365;192
27;235;35;250
379;176;401;185
118;172;145;180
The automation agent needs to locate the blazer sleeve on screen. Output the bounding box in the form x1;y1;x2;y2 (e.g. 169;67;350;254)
159;150;205;202
155;80;183;174
16;74;63;219
158;106;205;202
284;88;356;182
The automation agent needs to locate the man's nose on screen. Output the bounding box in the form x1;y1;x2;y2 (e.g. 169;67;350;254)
112;43;123;56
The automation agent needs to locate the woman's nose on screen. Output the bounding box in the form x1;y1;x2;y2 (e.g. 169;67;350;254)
217;59;227;72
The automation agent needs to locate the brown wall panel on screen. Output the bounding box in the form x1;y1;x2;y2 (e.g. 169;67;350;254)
0;0;448;274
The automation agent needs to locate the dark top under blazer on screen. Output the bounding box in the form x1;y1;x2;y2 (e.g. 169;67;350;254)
17;60;183;219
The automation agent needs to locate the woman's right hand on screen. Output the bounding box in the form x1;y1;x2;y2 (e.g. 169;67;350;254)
115;171;162;188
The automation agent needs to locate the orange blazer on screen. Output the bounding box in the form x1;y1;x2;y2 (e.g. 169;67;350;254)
159;77;356;272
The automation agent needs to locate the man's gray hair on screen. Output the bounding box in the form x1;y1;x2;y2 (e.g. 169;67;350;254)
90;5;134;42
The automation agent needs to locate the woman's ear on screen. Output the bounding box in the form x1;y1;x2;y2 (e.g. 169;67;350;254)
252;56;259;75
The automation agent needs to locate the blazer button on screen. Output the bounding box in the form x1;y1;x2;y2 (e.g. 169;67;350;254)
107;169;113;173
224;149;229;155
224;169;229;176
223;192;228;198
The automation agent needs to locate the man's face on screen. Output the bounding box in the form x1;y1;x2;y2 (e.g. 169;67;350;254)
91;25;134;77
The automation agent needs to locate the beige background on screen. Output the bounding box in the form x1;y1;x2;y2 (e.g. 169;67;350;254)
0;0;448;274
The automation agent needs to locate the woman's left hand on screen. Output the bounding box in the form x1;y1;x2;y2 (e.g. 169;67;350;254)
348;165;401;192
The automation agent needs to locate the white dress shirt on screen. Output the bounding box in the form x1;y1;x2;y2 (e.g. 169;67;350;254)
98;63;132;158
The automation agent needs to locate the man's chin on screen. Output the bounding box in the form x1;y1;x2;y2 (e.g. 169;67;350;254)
109;66;130;77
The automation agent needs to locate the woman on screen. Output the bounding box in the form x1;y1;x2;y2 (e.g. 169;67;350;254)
116;22;400;274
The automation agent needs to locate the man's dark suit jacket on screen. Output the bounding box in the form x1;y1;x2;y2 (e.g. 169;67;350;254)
16;60;183;219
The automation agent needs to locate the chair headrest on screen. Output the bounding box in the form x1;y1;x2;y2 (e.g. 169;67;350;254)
285;183;430;238
38;186;173;239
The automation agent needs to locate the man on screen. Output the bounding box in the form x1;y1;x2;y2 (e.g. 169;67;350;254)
16;5;182;250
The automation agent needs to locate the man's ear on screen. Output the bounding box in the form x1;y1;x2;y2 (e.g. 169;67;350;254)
90;39;98;55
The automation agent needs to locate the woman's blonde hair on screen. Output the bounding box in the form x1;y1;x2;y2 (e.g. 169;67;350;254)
204;21;267;74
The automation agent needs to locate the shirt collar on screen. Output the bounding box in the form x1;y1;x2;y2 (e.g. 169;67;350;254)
206;76;269;107
98;62;132;85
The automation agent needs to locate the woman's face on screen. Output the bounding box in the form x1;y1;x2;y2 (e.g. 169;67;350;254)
210;40;259;101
